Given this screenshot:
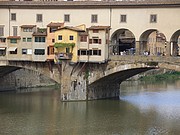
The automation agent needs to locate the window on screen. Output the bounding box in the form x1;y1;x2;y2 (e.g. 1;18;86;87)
48;46;54;55
10;49;17;54
10;39;17;43
64;14;70;22
34;49;45;55
66;48;70;53
81;50;87;55
91;14;98;23
27;38;32;42
93;50;101;55
22;49;27;54
23;37;26;42
0;38;6;43
0;26;4;36
80;36;87;42
11;13;16;21
58;35;62;40
13;26;18;36
50;27;58;33
22;49;32;54
78;50;87;55
88;50;92;55
52;39;55;43
90;38;101;44
150;14;157;23
36;14;43;22
35;37;45;42
23;28;32;32
93;29;99;33
93;38;99;44
69;35;73;40
120;15;126;23
27;49;32;54
0;49;6;56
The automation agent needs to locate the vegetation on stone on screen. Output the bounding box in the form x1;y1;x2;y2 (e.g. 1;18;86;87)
54;43;75;48
139;71;180;82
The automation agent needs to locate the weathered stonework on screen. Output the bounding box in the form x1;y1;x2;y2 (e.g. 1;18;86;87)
0;68;57;91
60;59;155;101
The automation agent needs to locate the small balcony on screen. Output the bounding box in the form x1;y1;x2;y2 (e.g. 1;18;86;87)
56;53;73;60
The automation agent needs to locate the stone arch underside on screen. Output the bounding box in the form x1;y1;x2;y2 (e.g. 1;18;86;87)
87;67;155;100
110;28;136;55
0;65;58;91
7;61;61;83
139;29;167;56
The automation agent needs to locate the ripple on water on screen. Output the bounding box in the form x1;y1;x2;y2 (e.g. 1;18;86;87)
120;91;180;120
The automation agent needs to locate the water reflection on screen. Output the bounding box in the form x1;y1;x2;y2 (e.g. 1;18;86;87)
0;81;180;135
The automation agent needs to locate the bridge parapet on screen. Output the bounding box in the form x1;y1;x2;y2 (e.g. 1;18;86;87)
110;55;180;65
0;58;8;66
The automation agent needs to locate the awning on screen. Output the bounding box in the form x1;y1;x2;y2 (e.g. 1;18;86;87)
0;47;6;50
7;47;17;51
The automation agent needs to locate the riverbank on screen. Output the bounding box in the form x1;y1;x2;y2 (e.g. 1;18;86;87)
139;71;180;82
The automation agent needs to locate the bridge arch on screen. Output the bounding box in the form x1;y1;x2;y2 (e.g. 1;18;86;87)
139;29;167;56
0;65;59;91
0;61;61;83
110;28;136;55
170;30;180;56
87;62;156;100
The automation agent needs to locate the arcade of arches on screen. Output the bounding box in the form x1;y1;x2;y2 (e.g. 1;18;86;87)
110;29;180;57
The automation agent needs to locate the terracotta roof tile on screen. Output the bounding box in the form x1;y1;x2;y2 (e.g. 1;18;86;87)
47;22;64;27
7;36;21;39
57;26;85;32
20;25;36;28
88;26;111;30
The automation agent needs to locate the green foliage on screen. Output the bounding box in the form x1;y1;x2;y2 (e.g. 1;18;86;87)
38;28;46;33
54;42;75;48
139;71;180;82
84;70;90;80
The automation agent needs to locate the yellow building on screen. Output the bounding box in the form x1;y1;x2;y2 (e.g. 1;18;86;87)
54;25;85;63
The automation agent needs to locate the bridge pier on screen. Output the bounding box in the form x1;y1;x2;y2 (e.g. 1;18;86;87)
60;61;87;101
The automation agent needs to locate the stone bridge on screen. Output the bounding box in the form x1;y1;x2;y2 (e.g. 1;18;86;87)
0;59;61;83
60;55;180;101
1;55;180;101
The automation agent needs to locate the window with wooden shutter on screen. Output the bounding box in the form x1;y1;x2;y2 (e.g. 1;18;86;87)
99;39;101;44
89;39;92;44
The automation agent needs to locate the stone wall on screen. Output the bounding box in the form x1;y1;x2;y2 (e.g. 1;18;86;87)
0;68;57;91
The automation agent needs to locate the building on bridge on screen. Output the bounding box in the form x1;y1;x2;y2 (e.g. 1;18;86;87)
0;0;180;61
54;25;110;64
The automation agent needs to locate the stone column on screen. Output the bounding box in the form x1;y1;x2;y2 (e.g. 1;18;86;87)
135;41;140;55
165;41;171;56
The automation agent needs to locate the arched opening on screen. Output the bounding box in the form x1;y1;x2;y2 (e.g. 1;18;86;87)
0;66;58;91
110;29;135;55
139;29;167;56
171;30;180;56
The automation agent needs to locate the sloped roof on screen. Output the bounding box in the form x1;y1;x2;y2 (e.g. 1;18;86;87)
88;26;111;30
57;26;85;32
7;36;21;39
20;25;36;28
47;22;64;27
